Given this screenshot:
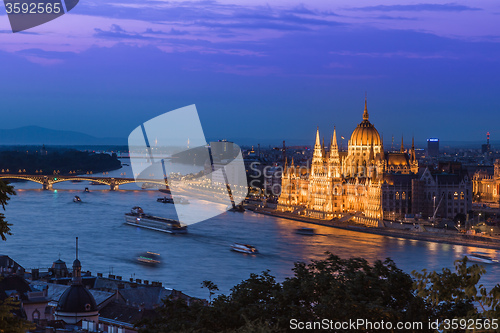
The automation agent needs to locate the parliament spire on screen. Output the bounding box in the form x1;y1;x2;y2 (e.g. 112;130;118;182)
363;94;369;121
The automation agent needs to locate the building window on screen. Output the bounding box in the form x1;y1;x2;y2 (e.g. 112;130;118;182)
396;192;400;200
402;192;406;200
454;192;458;200
460;192;464;200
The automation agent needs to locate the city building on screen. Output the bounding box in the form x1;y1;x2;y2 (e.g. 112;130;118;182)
54;240;99;325
473;159;500;205
0;255;51;324
411;165;472;219
427;138;439;157
263;165;283;197
278;99;419;225
211;140;235;161
277;99;475;223
0;239;202;332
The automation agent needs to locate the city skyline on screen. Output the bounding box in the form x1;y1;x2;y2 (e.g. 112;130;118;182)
0;0;499;145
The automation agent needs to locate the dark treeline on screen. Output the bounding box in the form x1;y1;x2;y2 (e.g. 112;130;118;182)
0;150;121;175
137;253;500;333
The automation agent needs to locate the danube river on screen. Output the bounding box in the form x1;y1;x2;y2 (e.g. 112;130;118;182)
2;160;500;299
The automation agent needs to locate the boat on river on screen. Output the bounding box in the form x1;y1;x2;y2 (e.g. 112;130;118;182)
124;206;187;234
157;197;189;204
295;227;315;236
136;251;161;266
467;252;499;264
157;197;174;204
73;196;82;203
231;243;258;254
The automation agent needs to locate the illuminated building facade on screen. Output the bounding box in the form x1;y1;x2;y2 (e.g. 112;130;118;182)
278;99;418;224
473;159;500;204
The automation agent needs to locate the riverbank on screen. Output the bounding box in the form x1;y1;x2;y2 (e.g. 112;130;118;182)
249;207;500;251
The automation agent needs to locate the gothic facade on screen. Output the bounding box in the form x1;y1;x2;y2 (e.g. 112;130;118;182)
278;99;418;223
473;159;500;204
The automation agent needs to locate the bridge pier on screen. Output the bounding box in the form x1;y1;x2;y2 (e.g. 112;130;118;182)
109;179;119;191
43;177;53;190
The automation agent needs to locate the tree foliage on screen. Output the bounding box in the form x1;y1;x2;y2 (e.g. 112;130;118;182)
138;252;500;332
0;180;34;332
413;256;500;331
138;253;446;332
0;180;15;241
0;297;35;333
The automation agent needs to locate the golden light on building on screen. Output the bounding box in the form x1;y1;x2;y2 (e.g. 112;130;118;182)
278;97;418;225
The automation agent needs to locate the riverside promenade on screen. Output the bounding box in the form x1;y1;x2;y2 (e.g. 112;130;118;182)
248;206;500;251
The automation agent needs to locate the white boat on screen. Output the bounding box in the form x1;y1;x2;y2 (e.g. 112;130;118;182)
124;207;187;234
231;243;258;254
467;252;499;264
136;251;161;265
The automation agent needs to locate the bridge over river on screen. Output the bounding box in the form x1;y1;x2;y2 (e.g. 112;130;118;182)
0;174;167;191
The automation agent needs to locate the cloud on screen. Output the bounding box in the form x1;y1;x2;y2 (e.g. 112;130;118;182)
14;48;77;64
348;3;482;12
15;48;77;59
94;24;154;40
144;28;190;36
374;15;419;21
329;50;457;60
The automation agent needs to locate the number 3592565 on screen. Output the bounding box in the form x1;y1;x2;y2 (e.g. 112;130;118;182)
5;2;62;14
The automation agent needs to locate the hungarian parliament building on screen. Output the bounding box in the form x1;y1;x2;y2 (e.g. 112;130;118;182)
277;99;473;225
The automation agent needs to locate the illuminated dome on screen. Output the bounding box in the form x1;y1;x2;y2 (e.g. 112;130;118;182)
350;99;381;147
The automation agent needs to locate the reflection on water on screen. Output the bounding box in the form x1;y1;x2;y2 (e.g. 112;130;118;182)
2;162;500;298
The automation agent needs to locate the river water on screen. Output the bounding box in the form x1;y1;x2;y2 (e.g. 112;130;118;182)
2;159;500;299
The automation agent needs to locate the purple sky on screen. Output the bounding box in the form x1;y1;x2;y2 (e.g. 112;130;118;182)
0;0;499;146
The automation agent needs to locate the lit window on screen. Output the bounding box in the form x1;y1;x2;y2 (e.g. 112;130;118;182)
396;192;400;200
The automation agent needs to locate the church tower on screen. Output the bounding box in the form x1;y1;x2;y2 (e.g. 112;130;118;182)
410;137;418;173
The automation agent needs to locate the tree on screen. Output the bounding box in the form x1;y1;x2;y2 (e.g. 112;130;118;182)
413;257;500;331
0;180;15;241
0;180;34;333
0;297;35;333
201;280;219;303
137;253;500;333
138;254;431;332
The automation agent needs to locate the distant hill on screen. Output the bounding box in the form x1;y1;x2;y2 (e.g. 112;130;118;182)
0;126;125;145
